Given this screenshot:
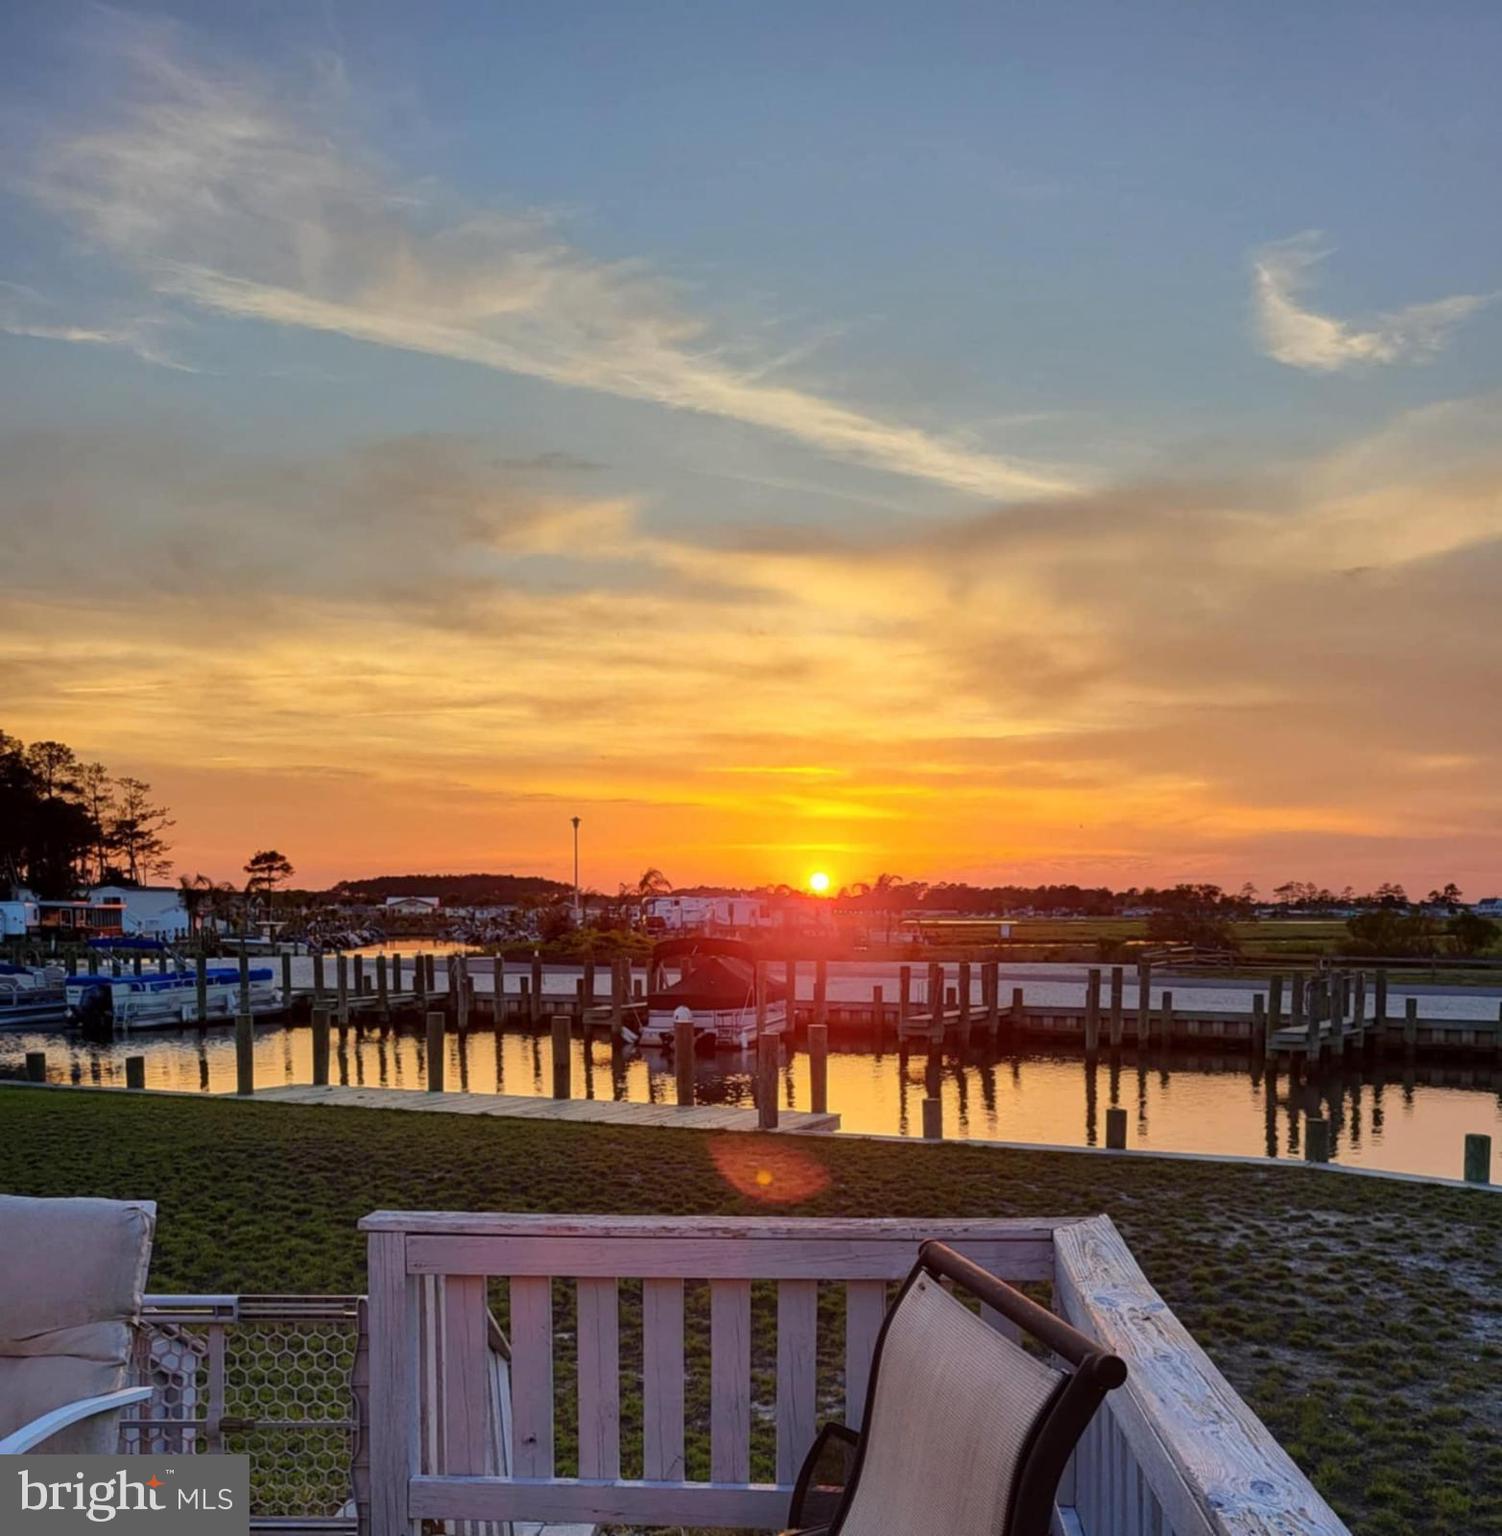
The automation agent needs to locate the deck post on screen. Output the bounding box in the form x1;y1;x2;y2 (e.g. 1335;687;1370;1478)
1108;966;1124;1048
1464;1134;1492;1184
1136;962;1151;1042
336;954;350;1027
25;1051;46;1083
125;1055;145;1091
235;1013;254;1095
809;1022;829;1114
921;1095;942;1140
551;1014;571;1099
674;1016;696;1105
1105;1105;1127;1149
757;1032;779;1131
1305;1114;1330;1164
424;1010;444;1093
1403;996;1418;1057
1267;975;1284;1059
376;954;389;1018
366;1231;420;1536
312;1006;331;1087
196;953;208;1025
1084;968;1101;1055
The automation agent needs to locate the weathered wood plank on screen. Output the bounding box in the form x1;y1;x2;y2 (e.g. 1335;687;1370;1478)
843;1278;886;1430
363;1211;1069;1239
710;1279;752;1483
642;1277;685;1480
1054;1215;1349;1536
367;1231;420;1536
409;1475;788;1528
439;1275;492;1475
507;1276;554;1479
576;1277;621;1479
775;1278;818;1483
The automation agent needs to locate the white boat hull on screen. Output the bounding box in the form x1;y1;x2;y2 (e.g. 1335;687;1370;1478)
637;1000;787;1051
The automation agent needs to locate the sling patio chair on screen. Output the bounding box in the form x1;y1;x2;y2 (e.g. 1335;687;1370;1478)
782;1239;1127;1536
0;1194;157;1453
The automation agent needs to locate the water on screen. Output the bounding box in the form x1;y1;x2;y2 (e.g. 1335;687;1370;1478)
3;1022;1498;1181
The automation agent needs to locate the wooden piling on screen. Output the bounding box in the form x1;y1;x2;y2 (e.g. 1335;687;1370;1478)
1374;969;1388;1040
235;1014;254;1095
786;958;798;1029
921;1096;943;1140
530;956;543;1025
280;951;293;1008
1136;963;1151;1041
814;959;828;1033
1305;1115;1330;1164
809;1022;829;1114
871;984;885;1043
455;954;470;1031
1463;1134;1492;1185
674;1015;696;1105
428;1010;446;1094
1403;996;1418;1056
311;1004;331;1086
610;957;625;1039
336;953;350;1026
958;961;972;1046
1011;986;1024;1031
1108;967;1124;1049
985;961;1000;1034
1267;976;1284;1060
927;962;943;1033
1353;971;1366;1045
1084;968;1101;1054
898;965;911;1034
1253;994;1266;1058
1291;973;1305;1045
1305;977;1320;1058
390;952;402;995
314;951;326;1002
24;1051;46;1083
352;954;364;998
238;945;251;1018
756;1032;779;1131
582;959;596;1018
1160;990;1173;1047
125;1055;146;1091
376;954;389;1018
196;953;208;1025
415;953;428;1012
1105;1106;1128;1149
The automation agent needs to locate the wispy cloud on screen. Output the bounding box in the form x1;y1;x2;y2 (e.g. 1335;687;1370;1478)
0;283;196;371
1252;233;1492;373
27;16;1080;501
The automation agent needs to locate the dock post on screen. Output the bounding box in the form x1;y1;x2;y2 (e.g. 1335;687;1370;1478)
196;953;208;1025
1403;996;1418;1057
958;961;972;1047
1105;1105;1127;1150
376;955;389;1018
756;1032;779;1131
312;1005;331;1086
390;952;402;997
672;1015;696;1105
1305;978;1321;1059
582;959;596;1020
1353;971;1366;1045
1084;968;1101;1055
415;954;428;1015
786;958;798;1030
427;1010;446;1093
548;1013;570;1098
125;1055;145;1091
314;952;326;1003
1305;1115;1330;1164
986;961;1000;1035
610;957;625;1039
927;962;942;1036
336;953;350;1027
235;1014;254;1096
1464;1134;1492;1184
1267;976;1284;1060
872;984;885;1044
1160;990;1174;1047
1136;962;1151;1042
238;944;251;1018
455;955;470;1032
280;951;293;1010
1108;967;1123;1049
24;1051;46;1083
1253;994;1266;1058
133;953;143;976
1374;971;1388;1048
530;956;543;1025
352;954;364;999
1011;986;1024;1032
809;1021;829;1114
921;1096;942;1140
898;965;911;1036
814;959;828;1033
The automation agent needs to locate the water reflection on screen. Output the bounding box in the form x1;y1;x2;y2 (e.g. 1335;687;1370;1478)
3;1022;1499;1181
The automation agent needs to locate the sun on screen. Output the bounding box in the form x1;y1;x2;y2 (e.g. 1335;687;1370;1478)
808;871;831;894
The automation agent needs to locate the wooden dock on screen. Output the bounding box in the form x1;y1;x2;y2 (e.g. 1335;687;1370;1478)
246;1083;840;1134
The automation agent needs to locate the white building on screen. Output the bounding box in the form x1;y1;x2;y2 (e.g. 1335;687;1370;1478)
89;884;191;938
383;895;441;916
1473;897;1502;920
645;895;773;932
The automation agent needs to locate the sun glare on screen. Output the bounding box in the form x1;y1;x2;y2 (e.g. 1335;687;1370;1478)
808;871;831;894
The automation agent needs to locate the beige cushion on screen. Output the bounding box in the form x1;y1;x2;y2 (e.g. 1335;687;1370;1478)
0;1196;156;1452
836;1273;1064;1536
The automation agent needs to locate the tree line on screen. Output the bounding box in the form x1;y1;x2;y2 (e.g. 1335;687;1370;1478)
0;730;173;898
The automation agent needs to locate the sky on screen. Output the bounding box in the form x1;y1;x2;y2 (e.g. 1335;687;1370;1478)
1;1;1500;895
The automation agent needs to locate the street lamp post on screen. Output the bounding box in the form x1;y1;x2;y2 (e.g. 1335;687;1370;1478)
571;816;581;919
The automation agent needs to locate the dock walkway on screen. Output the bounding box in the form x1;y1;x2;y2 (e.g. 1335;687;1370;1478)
246;1083;839;1133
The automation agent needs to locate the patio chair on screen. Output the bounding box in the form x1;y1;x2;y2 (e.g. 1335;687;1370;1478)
0;1195;156;1453
783;1239;1127;1536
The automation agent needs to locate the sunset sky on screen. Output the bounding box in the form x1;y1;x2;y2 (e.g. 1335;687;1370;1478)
3;2;1500;894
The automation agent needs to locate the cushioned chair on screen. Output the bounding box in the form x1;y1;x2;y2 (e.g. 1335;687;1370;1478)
0;1195;156;1453
783;1240;1127;1536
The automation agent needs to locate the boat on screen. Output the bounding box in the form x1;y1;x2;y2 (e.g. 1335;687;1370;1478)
0;962;68;1029
64;967;282;1032
633;937;786;1051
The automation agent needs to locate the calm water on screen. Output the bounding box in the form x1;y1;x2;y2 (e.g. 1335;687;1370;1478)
3;1022;1498;1181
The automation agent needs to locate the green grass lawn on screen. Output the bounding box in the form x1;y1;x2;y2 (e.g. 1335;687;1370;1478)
2;1089;1498;1535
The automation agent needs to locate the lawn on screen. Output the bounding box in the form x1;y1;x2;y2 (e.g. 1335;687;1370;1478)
1;1088;1498;1535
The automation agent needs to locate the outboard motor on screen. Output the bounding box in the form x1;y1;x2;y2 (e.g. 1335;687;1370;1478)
75;981;115;1040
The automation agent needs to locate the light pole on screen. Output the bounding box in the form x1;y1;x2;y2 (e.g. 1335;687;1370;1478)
571;816;581;919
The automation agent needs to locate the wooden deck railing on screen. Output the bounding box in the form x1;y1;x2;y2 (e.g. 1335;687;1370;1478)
360;1211;1349;1536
